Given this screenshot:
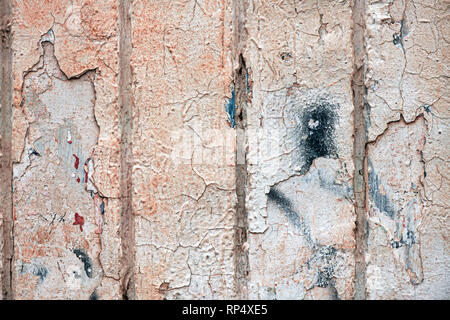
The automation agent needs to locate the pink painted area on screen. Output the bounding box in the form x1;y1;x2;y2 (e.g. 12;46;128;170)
93;194;104;234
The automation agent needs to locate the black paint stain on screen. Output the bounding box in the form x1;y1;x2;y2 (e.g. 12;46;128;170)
267;184;343;299
89;290;99;300
393;20;408;50
368;160;395;219
391;230;416;249
267;187;315;246
306;245;340;298
20;263;48;284
280;52;292;63
73;249;93;278
29;148;41;157
316;266;334;288
35;266;48;283
296;99;338;174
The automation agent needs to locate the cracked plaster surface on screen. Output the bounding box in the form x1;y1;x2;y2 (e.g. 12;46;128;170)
9;0;122;299
240;0;356;300
365;0;449;299
130;0;237;299
1;0;448;300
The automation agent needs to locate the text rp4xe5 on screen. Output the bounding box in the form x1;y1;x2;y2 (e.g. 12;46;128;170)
227;304;267;315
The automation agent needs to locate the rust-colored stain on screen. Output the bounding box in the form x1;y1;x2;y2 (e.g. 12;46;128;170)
32;226;50;244
73;213;85;232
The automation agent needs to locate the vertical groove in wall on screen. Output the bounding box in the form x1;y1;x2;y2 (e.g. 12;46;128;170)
234;56;249;299
118;0;135;300
0;0;13;300
351;0;368;300
232;0;249;299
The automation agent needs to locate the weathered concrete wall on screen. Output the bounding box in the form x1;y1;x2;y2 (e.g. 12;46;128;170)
364;0;449;299
130;0;237;299
240;0;356;299
7;0;123;299
0;0;448;300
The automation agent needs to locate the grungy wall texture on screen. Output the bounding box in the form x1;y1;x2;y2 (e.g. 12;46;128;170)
130;0;236;299
240;0;356;299
0;0;448;300
6;0;123;299
364;0;449;299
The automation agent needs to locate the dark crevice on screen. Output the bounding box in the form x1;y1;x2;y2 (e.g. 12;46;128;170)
0;0;13;300
232;0;250;299
233;54;250;300
119;0;135;300
352;0;368;300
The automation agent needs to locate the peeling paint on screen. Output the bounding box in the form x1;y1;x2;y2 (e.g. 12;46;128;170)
225;88;236;128
1;0;447;301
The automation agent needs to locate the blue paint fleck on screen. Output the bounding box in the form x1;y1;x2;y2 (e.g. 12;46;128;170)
100;201;105;215
368;160;396;219
225;89;236;128
246;69;250;94
20;262;48;284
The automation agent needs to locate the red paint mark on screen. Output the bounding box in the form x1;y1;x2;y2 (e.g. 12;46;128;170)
73;154;79;169
84;160;89;183
402;216;405;228
73;213;85;231
76;177;80;183
68;140;72;144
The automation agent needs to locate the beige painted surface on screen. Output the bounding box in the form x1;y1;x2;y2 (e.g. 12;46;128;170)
365;0;449;299
240;0;356;300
